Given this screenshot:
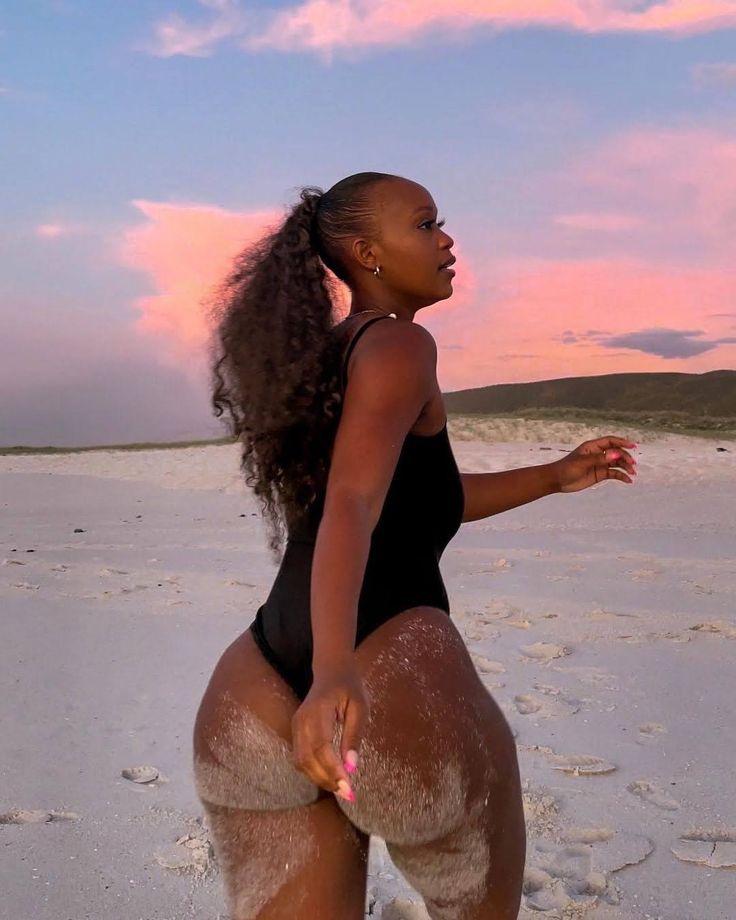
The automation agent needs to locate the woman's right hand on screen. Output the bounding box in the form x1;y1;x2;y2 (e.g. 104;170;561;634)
291;663;370;802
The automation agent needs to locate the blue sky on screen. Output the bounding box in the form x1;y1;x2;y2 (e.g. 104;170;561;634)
2;1;735;445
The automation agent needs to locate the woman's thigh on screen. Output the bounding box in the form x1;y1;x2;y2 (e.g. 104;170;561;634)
341;606;526;920
192;630;370;919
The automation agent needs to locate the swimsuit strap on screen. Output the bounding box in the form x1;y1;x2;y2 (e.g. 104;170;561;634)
341;314;393;390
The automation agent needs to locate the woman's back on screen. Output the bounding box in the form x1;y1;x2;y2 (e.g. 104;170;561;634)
249;313;465;699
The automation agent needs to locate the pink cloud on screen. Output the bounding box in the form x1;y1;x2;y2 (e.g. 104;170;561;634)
35;221;88;239
537;127;736;263
147;0;736;58
36;223;67;239
34;221;85;240
118;201;282;367
144;0;247;58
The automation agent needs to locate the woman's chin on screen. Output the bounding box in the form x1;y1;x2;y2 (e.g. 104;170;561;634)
438;278;454;299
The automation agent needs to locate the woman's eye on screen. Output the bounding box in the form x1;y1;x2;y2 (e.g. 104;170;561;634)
421;218;446;230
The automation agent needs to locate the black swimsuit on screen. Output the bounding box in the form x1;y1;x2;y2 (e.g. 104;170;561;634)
249;315;465;700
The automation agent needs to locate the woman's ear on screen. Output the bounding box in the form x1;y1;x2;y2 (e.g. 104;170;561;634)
350;237;380;274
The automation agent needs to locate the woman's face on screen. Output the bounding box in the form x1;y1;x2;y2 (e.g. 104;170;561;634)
362;179;456;306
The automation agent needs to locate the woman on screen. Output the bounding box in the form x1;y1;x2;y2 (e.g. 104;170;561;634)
192;171;637;919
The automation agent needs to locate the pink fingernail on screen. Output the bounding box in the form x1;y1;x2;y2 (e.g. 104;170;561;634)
344;750;358;774
336;779;355;802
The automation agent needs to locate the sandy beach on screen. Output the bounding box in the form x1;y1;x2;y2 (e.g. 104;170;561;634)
2;418;734;920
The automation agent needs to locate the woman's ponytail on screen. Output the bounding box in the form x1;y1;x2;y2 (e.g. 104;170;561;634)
207;172;398;561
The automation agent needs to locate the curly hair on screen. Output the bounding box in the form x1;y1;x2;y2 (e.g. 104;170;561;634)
207;171;401;563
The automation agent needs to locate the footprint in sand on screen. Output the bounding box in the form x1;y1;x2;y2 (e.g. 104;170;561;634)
470;655;506;688
514;694;543;715
627;780;680;811
513;693;580;719
533;683;584;709
672;830;736;869
563;828;654;873
524;875;599;912
463;625;500;643
588;606;640;621
553;665;616;689
523;828;654;911
689;621;736;640
475;558;513;574
523;841;612;911
549;753;616;776
646;630;692;644
522;746;617;776
122;765;160;784
468;559;513;575
0;809;79;824
155;817;215;876
627;567;663;581
471;654;506;675
637;722;667;745
481;600;523;623
563;826;615;844
520;642;571;662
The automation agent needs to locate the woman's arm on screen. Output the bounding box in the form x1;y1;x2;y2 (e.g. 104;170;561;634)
310;493;373;673
459;435;638;522
311;321;437;670
460;465;560;523
292;321;436;797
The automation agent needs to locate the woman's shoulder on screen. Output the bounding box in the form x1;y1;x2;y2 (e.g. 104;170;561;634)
337;313;436;350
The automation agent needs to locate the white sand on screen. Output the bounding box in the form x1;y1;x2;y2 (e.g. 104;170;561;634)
1;419;734;919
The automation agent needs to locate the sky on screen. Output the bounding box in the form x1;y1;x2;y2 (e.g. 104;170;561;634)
2;0;736;446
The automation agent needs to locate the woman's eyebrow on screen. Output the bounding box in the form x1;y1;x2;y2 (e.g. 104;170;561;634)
411;205;436;217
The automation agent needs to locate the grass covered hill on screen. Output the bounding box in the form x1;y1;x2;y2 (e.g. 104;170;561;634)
444;369;736;423
2;371;734;455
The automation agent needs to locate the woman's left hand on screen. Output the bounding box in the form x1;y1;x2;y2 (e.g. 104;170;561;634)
551;436;638;493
